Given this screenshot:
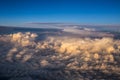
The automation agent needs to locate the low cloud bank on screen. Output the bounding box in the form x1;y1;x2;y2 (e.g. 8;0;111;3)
0;32;120;80
62;27;114;38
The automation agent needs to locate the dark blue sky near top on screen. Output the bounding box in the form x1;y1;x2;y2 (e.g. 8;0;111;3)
0;0;120;26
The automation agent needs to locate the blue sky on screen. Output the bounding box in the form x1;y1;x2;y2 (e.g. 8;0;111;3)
0;0;120;26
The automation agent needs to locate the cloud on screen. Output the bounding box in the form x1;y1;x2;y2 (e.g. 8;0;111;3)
0;32;120;80
10;32;37;47
62;27;113;37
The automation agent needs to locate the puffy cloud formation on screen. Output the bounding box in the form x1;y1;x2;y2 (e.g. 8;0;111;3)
10;32;37;46
0;32;120;80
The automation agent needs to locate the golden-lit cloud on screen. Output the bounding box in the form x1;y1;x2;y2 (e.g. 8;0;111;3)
0;32;120;80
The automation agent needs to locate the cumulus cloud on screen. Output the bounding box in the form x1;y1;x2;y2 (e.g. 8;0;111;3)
10;32;37;47
0;32;120;80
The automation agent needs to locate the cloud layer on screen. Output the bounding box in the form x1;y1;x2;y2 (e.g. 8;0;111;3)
0;32;120;80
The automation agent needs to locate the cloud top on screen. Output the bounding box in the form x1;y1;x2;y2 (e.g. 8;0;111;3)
0;32;120;80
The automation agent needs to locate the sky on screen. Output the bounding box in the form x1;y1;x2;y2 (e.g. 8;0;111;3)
0;0;120;26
